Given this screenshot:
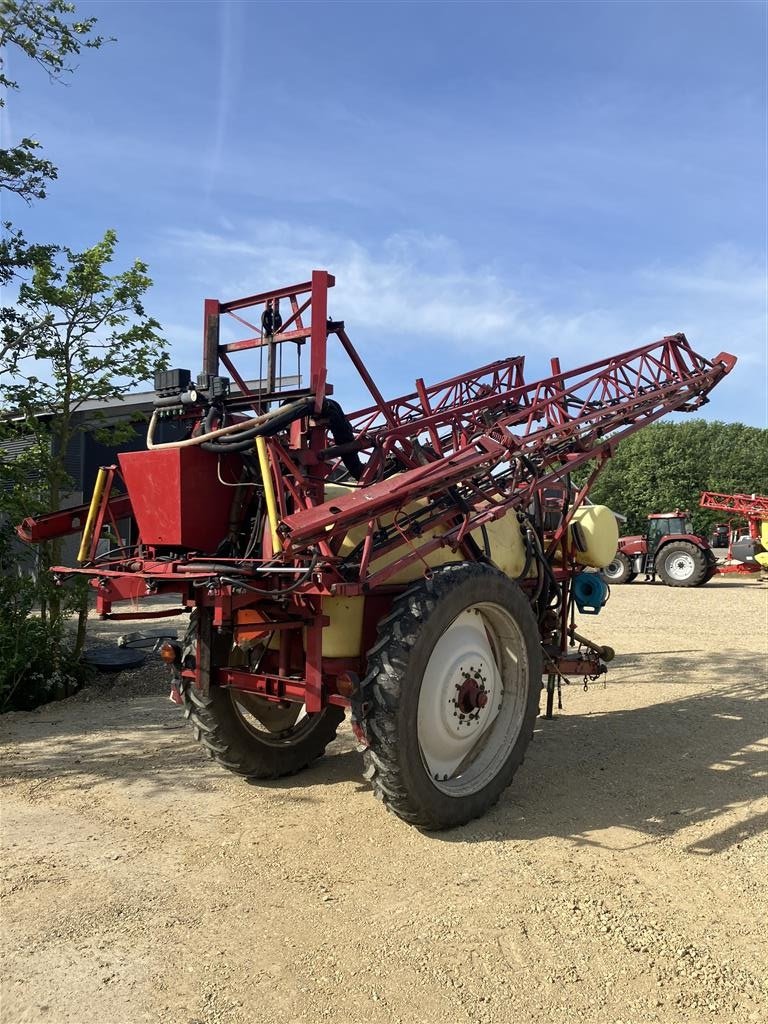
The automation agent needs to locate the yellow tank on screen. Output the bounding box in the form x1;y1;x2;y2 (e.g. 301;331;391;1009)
569;505;620;569
755;521;768;569
320;596;365;658
327;483;527;586
301;488;615;658
481;515;528;578
319;483;528;655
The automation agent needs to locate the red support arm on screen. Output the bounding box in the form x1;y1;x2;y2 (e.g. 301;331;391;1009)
699;492;768;520
17;495;133;545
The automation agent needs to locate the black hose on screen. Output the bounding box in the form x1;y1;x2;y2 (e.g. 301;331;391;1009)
322;399;364;479
479;524;491;559
199;398;316;453
198;398;363;471
515;518;535;581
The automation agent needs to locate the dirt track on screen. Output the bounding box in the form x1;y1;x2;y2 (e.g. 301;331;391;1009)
2;578;767;1024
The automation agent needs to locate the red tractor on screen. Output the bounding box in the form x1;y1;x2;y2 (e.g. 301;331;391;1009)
708;523;730;549
601;511;717;587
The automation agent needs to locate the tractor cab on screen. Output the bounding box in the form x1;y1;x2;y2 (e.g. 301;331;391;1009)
645;512;693;552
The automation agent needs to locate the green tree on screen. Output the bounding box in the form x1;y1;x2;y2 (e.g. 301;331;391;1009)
0;231;168;696
1;1;107;363
0;4;164;711
0;0;106;203
586;420;768;535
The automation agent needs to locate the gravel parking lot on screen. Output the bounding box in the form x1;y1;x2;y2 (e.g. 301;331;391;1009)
1;577;766;1024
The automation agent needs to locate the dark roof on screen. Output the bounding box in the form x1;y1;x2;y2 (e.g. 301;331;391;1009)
3;376;301;422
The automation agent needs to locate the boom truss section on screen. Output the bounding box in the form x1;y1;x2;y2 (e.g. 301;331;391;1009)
699;491;768;524
277;335;735;591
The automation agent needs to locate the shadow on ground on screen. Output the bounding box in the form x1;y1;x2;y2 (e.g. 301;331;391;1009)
448;649;766;854
1;650;764;853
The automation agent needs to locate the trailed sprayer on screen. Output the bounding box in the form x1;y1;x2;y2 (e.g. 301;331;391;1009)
18;272;736;829
699;491;768;575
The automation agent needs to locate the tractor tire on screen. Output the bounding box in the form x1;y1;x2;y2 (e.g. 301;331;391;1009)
601;552;636;584
695;562;718;586
359;563;542;830
180;611;345;779
656;542;708;588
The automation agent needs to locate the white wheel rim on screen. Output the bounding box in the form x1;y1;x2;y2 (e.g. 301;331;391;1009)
417;603;529;797
603;559;624;579
665;551;696;581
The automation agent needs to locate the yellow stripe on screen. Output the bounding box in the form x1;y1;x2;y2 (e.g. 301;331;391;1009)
256;436;281;554
77;467;108;563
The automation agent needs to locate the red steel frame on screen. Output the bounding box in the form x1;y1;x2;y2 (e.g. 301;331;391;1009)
20;272;737;716
699;491;767;575
699;492;768;540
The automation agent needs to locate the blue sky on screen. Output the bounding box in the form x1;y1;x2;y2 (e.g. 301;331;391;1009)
4;0;766;424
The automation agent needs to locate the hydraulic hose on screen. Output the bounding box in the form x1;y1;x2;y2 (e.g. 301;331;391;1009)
145;397;315;451
200;399;316;452
146;394;364;478
323;399;364;479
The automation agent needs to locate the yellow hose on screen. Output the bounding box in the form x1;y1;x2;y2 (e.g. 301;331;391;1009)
256;436;281;554
77;467;108;563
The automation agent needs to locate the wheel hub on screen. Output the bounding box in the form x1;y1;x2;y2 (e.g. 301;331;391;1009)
417;609;503;781
455;674;489;715
415;599;531;799
666;551;695;581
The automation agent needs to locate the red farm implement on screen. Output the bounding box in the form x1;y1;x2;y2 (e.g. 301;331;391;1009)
698;491;768;575
17;271;737;829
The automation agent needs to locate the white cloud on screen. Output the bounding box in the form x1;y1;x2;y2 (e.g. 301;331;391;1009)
638;245;766;303
165;222;527;340
159;221;766;424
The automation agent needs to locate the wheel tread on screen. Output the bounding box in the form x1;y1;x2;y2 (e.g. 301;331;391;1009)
179;610;344;780
359;562;542;830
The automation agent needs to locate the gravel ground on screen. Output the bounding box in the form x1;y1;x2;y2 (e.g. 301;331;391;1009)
1;576;767;1024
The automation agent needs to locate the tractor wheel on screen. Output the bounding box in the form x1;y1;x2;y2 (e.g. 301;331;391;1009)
360;563;542;830
656;542;708;587
601;552;636;584
695;562;718;586
180;611;344;779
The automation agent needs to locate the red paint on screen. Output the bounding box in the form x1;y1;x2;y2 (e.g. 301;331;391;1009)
118;447;238;550
18;273;737;712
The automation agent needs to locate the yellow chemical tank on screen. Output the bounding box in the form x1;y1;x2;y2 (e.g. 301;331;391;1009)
320;596;365;658
319;483;528;657
569;505;620;568
755;521;768;569
327;483;527;586
285;489;616;659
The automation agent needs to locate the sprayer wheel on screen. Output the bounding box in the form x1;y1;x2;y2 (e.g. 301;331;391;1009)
359;563;542;830
657;542;709;588
180;611;344;779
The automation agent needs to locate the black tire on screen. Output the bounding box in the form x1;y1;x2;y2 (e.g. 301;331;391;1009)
359;563;542;830
656;542;708;587
180;611;344;779
601;552;635;584
695;563;718;586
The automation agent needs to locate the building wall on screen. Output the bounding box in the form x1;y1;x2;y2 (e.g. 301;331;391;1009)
2;413;153;573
